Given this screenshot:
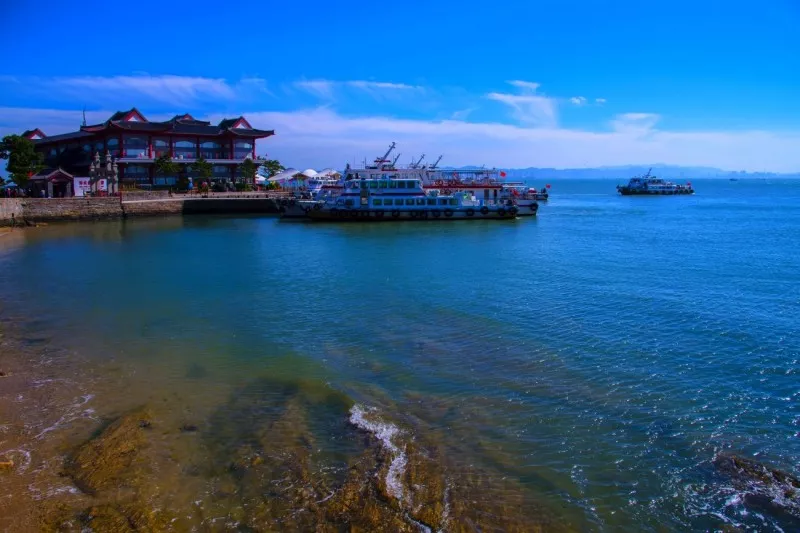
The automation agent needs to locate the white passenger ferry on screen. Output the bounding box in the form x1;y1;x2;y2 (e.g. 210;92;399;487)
305;176;519;221
617;169;694;195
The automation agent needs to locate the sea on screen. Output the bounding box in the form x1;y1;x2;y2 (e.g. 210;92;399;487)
0;178;798;531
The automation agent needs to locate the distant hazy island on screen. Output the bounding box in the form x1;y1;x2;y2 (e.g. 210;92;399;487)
440;165;800;181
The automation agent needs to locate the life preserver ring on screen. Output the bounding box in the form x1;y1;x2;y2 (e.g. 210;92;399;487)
391;210;400;218
480;206;489;215
498;208;506;216
444;209;454;217
466;208;475;217
314;203;322;211
432;210;441;218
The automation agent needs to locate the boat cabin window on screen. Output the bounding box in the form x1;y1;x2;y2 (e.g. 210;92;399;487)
384;199;393;206
416;198;425;205
449;198;458;206
427;199;436;206
405;199;414;206
380;180;388;189
388;181;398;189
438;199;448;206
373;199;383;206
360;181;368;190
344;199;354;206
397;181;407;189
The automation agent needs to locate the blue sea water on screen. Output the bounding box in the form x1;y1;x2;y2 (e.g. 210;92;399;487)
1;178;799;530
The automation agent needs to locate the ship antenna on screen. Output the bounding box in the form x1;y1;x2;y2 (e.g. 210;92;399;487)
81;106;87;127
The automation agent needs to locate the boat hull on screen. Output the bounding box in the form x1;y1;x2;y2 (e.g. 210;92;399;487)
306;207;525;221
617;187;694;196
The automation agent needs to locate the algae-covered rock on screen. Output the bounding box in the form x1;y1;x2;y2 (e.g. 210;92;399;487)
64;407;153;495
80;501;172;532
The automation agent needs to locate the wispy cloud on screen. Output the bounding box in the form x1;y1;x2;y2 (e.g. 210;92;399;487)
4;106;800;172
612;112;661;135
487;81;557;127
507;80;541;93
0;74;273;109
595;98;607;105
451;108;476;120
570;96;588;106
294;79;422;101
294;79;336;100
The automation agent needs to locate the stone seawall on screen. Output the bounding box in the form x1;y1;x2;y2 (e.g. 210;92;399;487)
0;199;23;226
1;197;282;225
19;198;123;223
122;200;185;217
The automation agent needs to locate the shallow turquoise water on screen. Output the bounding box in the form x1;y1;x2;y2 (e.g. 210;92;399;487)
2;179;799;530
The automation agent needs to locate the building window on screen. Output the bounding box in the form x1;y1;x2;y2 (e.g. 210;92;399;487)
173;138;196;160
153;138;170;158
124;165;150;184
154;176;177;186
93;140;105;156
123;136;148;158
106;137;120;157
199;140;225;159
233;140;253;159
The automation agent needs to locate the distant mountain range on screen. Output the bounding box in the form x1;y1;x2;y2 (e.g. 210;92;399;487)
440;165;800;180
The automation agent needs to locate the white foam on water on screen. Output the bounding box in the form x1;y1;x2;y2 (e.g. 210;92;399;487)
35;394;95;439
1;448;31;473
349;404;407;502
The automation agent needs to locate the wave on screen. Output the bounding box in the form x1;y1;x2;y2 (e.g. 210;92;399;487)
348;404;407;503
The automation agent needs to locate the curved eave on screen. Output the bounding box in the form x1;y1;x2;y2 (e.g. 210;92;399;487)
227;129;275;138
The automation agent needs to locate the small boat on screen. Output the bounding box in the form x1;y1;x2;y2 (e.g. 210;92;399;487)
616;169;694;195
304;176;524;221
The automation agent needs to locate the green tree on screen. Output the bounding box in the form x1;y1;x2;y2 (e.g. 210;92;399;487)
194;157;213;182
238;158;258;185
260;158;284;178
154;154;180;188
0;135;44;187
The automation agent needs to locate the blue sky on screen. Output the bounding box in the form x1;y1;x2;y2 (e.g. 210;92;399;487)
2;0;799;171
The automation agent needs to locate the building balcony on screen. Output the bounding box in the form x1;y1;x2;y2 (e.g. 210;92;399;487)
117;154;253;164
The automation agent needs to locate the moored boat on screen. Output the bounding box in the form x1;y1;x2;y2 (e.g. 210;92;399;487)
616;169;694;195
305;176;523;221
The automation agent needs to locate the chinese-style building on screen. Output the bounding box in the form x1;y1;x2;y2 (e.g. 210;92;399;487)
22;108;274;188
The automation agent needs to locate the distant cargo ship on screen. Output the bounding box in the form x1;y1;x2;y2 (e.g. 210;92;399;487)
616;169;694;195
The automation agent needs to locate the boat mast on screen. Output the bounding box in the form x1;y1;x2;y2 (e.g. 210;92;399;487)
376;142;396;169
430;155;443;169
391;153;402;168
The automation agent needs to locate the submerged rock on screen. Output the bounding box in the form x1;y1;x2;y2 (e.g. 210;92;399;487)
713;452;800;528
63;407;153;495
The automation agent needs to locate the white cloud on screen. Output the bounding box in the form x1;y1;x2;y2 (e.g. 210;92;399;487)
451;108;476;120
345;80;420;91
595;98;607;105
611;112;661;135
507;80;541;93
294;79;336;100
570;96;588;106
204;107;800;172
1;74;273;109
487;92;558;127
7;106;799;172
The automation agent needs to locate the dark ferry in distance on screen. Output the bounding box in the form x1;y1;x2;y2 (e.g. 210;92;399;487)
616;168;694;195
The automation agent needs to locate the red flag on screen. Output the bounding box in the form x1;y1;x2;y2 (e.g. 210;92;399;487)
546;184;551;189
500;171;507;177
